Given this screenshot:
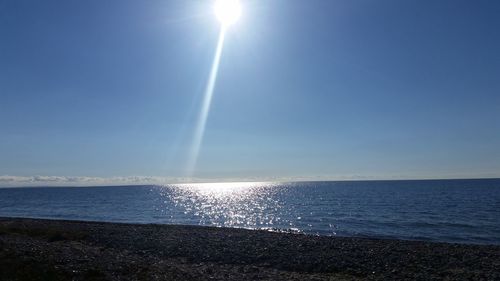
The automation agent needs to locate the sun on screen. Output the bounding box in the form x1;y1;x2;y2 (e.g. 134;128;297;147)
214;0;242;27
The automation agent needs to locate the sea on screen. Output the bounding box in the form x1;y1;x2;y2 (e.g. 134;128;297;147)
1;179;499;245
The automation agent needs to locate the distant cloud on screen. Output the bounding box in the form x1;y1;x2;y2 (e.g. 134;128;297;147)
0;174;391;187
0;175;195;187
0;174;351;187
1;173;497;188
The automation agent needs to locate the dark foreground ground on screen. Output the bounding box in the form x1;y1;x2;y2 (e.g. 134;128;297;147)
0;218;499;281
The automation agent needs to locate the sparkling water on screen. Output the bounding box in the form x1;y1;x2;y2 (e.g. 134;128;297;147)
1;179;499;244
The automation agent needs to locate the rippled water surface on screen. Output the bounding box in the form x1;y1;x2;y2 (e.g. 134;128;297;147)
1;179;500;244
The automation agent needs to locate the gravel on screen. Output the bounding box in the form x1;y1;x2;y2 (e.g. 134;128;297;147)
0;217;499;280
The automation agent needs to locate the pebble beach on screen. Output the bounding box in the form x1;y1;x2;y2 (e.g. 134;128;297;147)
1;217;499;280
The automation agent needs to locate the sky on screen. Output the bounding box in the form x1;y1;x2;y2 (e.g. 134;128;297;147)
1;0;499;186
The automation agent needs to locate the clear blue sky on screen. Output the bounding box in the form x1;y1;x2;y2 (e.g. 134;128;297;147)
1;0;499;185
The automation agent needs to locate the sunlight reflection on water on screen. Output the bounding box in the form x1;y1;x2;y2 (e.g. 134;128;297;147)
1;180;499;244
158;182;301;232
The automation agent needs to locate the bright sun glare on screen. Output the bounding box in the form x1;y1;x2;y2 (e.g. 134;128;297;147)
214;0;241;27
187;0;241;175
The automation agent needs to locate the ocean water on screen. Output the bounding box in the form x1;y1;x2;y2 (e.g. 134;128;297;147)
1;179;499;245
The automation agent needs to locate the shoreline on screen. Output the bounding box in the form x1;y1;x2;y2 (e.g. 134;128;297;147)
1;217;499;280
1;215;497;246
0;216;500;247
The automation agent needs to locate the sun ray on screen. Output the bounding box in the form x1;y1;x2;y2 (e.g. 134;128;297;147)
186;28;226;176
185;1;241;177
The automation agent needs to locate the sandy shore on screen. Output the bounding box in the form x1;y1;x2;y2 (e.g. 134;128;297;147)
0;217;499;280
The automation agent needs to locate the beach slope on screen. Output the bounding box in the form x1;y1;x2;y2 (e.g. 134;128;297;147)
0;217;499;280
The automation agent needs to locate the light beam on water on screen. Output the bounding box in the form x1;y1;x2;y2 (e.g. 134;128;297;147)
186;28;226;176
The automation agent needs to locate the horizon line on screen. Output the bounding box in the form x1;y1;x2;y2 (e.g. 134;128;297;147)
1;175;499;188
